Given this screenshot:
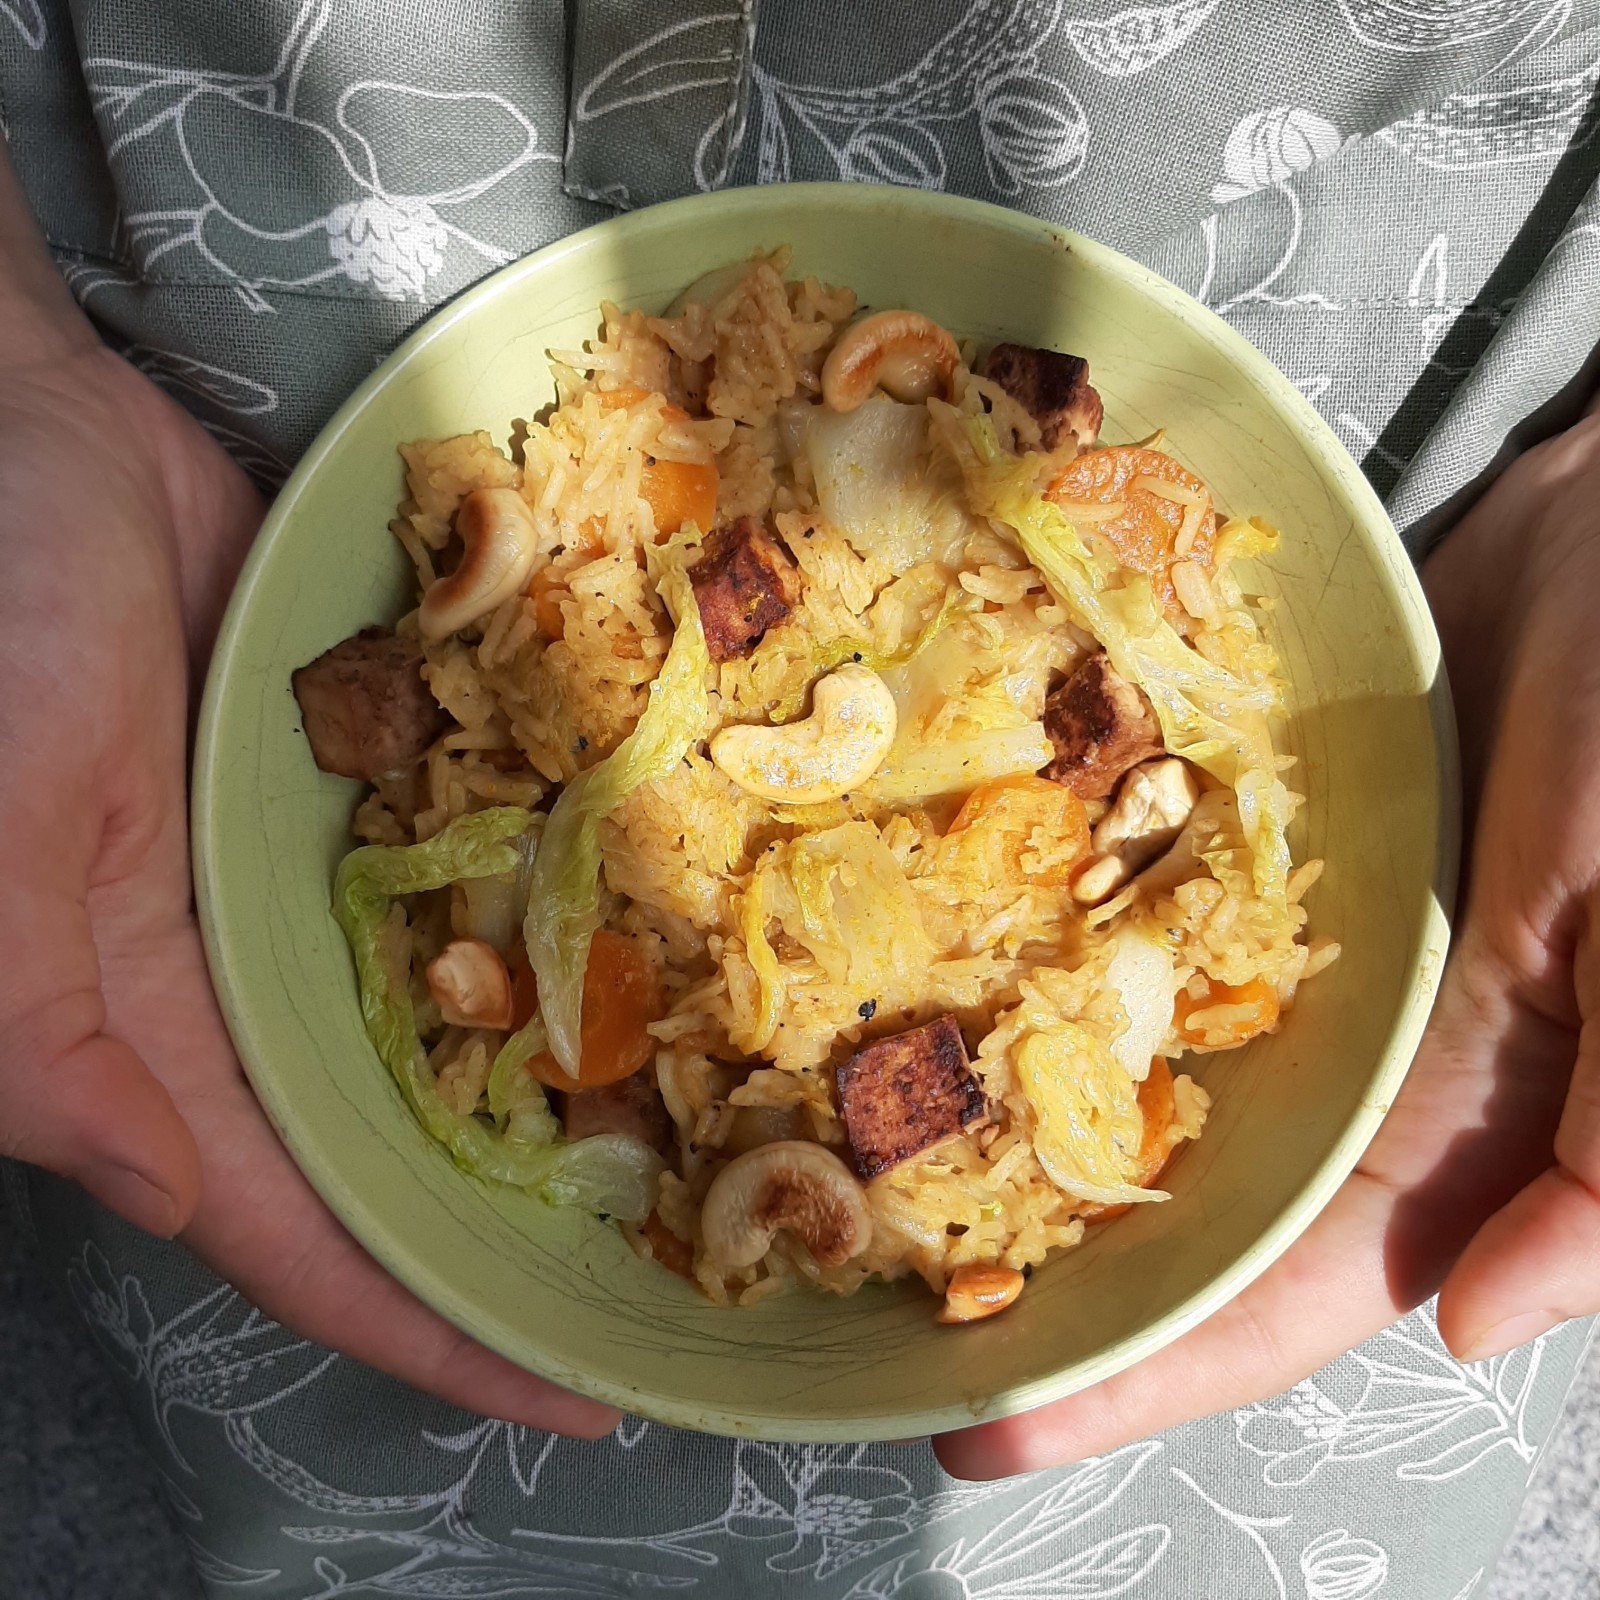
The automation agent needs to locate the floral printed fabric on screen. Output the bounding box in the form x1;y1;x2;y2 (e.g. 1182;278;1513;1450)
4;1;1600;1596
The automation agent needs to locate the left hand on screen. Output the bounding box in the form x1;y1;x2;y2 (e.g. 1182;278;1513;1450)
933;411;1600;1479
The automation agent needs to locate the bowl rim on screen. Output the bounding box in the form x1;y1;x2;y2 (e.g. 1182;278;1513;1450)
193;180;1460;1441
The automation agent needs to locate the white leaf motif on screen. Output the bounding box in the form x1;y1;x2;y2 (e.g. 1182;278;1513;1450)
1377;60;1600;168
1338;0;1554;52
1300;1528;1388;1600
184;1540;280;1586
0;0;43;48
1213;107;1342;202
998;1525;1171;1598
224;1417;440;1515
1064;0;1220;77
324;197;448;299
575;13;746;122
127;348;279;416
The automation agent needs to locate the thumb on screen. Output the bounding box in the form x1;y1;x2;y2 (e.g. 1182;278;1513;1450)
1435;898;1600;1361
1;887;202;1236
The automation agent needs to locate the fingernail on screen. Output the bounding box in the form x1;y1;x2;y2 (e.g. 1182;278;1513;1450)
82;1161;182;1237
1461;1310;1560;1363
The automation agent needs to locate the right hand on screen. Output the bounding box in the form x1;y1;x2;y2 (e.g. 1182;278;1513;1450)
0;160;617;1439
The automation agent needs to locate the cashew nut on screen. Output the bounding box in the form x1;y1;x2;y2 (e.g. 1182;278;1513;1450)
710;663;897;803
418;487;540;642
1072;758;1200;906
700;1141;872;1269
425;938;515;1031
821;310;961;413
936;1264;1026;1325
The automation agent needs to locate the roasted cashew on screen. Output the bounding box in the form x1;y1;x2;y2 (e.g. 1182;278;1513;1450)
1072;758;1200;906
935;1264;1025;1324
418;487;540;642
425;938;515;1030
821;310;961;412
710;663;897;803
701;1141;872;1269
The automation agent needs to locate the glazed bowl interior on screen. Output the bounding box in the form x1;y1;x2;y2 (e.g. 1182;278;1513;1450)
194;183;1455;1441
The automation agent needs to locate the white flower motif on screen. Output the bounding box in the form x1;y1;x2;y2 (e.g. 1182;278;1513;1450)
324;196;449;300
1300;1528;1388;1600
1212;106;1342;203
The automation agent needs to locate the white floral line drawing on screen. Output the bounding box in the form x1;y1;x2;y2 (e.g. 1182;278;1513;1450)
228;1414;707;1597
573;0;1228;201
1338;0;1563;56
574;7;756;196
1;0;43;50
82;0;554;309
1377;50;1600;168
845;1441;1167;1598
1300;1527;1388;1600
1172;1469;1292;1600
1062;0;1219;77
1451;1569;1485;1600
66;1242;336;1470
1238;1306;1546;1486
1194;106;1349;317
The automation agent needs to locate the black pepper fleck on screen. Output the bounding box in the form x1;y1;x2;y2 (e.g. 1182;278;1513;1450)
852;652;863;662
858;998;878;1020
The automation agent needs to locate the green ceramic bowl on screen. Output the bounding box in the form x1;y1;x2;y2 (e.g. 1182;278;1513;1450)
194;183;1456;1442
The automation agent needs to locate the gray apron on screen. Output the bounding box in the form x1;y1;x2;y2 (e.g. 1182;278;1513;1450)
4;2;1599;1594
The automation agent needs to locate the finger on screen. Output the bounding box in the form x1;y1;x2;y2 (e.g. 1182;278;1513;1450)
0;884;201;1236
1436;906;1600;1359
128;923;619;1439
1436;1167;1600;1360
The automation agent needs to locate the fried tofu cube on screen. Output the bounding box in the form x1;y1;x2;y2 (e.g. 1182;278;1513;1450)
689;516;801;664
291;626;448;781
559;1073;674;1156
980;343;1104;452
1042;652;1165;801
836;1014;988;1180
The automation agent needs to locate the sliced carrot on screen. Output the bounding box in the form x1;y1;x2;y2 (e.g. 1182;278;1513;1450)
526;929;663;1089
642;1210;696;1279
593;387;718;534
1047;445;1215;608
946;774;1090;889
507;945;539;1032
1174;976;1280;1049
528;566;567;640
1134;1057;1177;1185
640;455;719;536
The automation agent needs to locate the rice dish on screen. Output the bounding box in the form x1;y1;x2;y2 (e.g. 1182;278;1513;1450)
294;250;1337;1322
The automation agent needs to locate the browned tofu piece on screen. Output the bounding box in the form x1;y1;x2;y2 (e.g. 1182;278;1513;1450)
559;1073;673;1155
1042;651;1165;800
291;626;448;781
836;1015;987;1180
981;343;1104;452
690;516;801;663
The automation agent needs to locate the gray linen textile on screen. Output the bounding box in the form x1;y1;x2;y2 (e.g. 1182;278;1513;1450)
4;2;1600;1595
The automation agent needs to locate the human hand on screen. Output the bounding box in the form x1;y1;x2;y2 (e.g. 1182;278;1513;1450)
934;410;1600;1479
0;156;615;1438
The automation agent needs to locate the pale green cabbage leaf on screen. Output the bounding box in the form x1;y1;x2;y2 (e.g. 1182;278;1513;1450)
524;563;711;1074
333;806;662;1217
963;417;1292;901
